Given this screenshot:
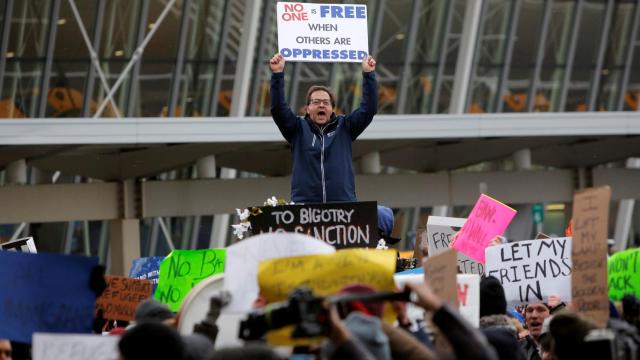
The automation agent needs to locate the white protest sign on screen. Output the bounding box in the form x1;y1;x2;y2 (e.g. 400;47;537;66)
456;274;480;328
276;2;369;62
427;216;484;275
394;273;480;328
485;237;572;306
1;236;37;253
32;333;119;360
223;232;335;313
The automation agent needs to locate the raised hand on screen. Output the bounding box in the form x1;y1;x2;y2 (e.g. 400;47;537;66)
362;55;376;72
270;53;285;73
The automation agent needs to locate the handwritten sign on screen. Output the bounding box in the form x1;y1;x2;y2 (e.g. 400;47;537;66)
424;248;458;308
249;202;377;249
258;249;396;345
129;256;164;296
394;272;480;328
154;249;225;312
276;2;369;62
452;194;517;263
33;333;119;360
572;186;611;328
456;274;480;327
608;248;640;301
1;236;38;253
427;216;484;275
223;232;335;313
0;252;98;343
486;238;572;306
95;276;152;321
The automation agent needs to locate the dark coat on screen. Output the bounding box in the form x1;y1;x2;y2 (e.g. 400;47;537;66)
270;71;377;203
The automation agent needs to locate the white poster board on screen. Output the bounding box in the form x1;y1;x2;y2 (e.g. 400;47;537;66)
485;237;572;306
32;333;119;360
394;273;480;328
427;216;484;275
276;2;369;62
223;232;335;313
1;236;37;253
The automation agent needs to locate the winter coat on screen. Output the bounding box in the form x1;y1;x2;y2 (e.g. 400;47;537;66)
270;71;377;203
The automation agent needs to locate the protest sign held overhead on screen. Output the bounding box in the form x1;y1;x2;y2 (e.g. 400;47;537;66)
249;201;377;249
0;252;98;343
276;2;369;62
427;216;484;275
33;333;119;360
95;276;152;321
424;248;459;308
452;194;517;263
223;232;335;313
485;237;572;305
155;249;225;312
129;256;164;296
608;248;640;301
572;186;611;328
1;236;37;253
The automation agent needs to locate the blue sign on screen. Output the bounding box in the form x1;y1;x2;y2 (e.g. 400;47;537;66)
129;256;164;295
0;251;99;343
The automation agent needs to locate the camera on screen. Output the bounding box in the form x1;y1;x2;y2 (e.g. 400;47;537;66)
583;327;639;360
238;287;328;341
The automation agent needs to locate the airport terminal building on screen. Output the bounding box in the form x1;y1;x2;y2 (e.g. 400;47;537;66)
0;0;639;274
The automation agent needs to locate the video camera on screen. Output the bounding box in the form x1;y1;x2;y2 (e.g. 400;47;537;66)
238;287;413;341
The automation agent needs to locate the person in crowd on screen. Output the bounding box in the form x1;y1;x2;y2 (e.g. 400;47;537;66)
269;52;377;204
134;299;176;326
520;302;551;360
118;322;184;360
0;340;11;360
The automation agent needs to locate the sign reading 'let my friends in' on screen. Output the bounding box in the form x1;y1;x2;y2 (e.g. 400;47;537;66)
276;2;369;62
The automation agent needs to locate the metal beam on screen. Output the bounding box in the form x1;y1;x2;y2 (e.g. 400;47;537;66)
526;0;553;112
464;0;488;113
395;0;422;114
230;0;261;117
617;0;640;110
126;0;151;117
208;0;232;116
0;0;14;100
430;0;454;114
495;0;521;113
37;0;62;118
557;0;583;111
449;0;483;114
587;0;614;111
81;0;106;117
168;0;193;118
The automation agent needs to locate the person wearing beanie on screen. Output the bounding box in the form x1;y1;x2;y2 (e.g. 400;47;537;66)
183;333;214;360
119;322;184;360
134;299;175;325
479;276;507;318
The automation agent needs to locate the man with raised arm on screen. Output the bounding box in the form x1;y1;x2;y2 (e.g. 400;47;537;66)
269;53;378;204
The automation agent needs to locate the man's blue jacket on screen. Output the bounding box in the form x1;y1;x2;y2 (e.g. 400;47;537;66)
270;71;377;203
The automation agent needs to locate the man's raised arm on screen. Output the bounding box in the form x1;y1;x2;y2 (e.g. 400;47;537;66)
270;53;298;143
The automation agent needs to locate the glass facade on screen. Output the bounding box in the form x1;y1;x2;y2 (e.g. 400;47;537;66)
1;0;639;119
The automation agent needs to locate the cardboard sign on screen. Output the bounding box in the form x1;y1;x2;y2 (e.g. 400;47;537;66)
258;248;396;345
412;229;428;261
485;238;572;306
155;249;226;312
608;248;640;301
0;252;98;343
129;256;164;295
1;236;37;253
394;272;480;328
95;276;152;321
452;194;517;263
571;186;611;328
32;333;119;360
223;232;335;313
427;216;484;275
424;248;458;308
249;202;377;249
276;2;369;62
571;187;612;325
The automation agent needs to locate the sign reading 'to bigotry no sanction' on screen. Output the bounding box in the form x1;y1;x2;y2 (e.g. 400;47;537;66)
276;2;369;62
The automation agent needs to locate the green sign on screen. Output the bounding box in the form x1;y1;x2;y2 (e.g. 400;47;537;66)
532;203;544;225
155;249;226;311
608;248;640;301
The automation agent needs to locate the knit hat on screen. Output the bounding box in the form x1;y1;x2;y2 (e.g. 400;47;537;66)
377;206;400;245
480;276;507;317
134;299;174;324
119;322;184;360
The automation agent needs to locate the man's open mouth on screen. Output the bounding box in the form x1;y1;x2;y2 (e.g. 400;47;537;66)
318;111;326;116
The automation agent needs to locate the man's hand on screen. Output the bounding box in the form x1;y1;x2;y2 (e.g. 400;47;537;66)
270;53;285;73
362;55;376;72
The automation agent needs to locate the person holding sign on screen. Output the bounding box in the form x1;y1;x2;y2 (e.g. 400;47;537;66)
269;53;377;203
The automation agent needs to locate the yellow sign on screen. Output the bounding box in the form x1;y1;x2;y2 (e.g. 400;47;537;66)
257;249;397;345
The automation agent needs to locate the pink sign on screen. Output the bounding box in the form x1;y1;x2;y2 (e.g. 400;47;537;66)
452;194;517;263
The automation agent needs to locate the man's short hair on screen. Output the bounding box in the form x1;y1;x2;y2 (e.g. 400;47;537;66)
306;85;336;107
